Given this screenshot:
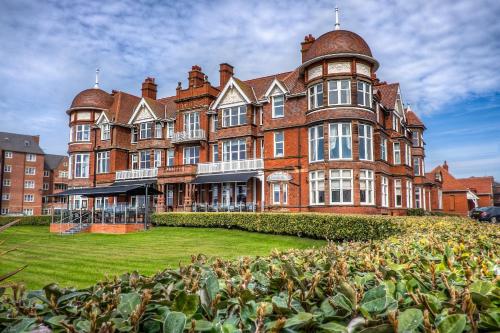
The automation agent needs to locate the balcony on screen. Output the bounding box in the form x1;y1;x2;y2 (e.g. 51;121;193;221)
115;168;158;181
171;129;206;143
197;158;264;174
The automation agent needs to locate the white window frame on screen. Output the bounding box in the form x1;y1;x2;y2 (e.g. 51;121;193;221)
359;169;374;205
5;151;13;158
96;151;110;174
131;154;139;170
183;146;200;165
392;114;400;132
405;144;412;166
394;179;402;207
75;124;90;142
380;137;387;161
4;165;11;173
43;183;49;191
357;81;372;107
329;123;352;160
184;112;200;132
101;123;111;141
1;208;9;214
24;180;35;189
438;189;443;209
222;105;247;127
328;79;351;105
74;153;90;178
393;142;401;165
154;149;162;168
24;194;35;202
358;124;373;161
406;180;413;208
309;125;324;162
381;176;389;207
139;122;153;139
44;170;50;177
212;144;219;162
308;83;324;110
155;122;163;139
271;183;281;205
415;186;422;209
166;121;174;138
131;127;138;143
211;115;218;132
3;179;11;187
23;208;34;216
413;157;421;176
223;139;246;162
25;167;36;175
26;154;36;162
139;150;151;169
329;169;353;205
272;95;285;118
2;193;10;200
309;170;325;205
167;149;174;167
274;131;284;158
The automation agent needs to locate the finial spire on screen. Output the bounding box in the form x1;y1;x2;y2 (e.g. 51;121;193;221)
94;68;100;89
335;6;340;30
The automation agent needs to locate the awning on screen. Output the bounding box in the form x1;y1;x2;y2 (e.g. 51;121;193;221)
53;180;162;197
192;171;259;184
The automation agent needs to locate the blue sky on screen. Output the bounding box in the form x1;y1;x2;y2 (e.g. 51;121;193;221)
0;0;499;178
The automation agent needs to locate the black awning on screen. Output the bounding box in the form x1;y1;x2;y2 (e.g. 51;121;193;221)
192;171;259;184
53;182;162;197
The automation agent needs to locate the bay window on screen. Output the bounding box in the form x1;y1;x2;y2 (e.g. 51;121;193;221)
274;131;284;157
166;122;174;138
359;169;374;205
183;146;200;164
101;123;110;140
155;122;162;138
139;150;151;169
272;95;284;118
413;157;421;176
415;186;422;209
131;127;138;143
309;170;325;205
131;154;138;170
167;149;175;166
393;142;401;165
212;115;218;132
184;112;200;132
212;144;219;162
358;124;373;161
75;124;90;142
74;153;89;178
328;80;350;105
412;130;420;147
139;122;153;139
405;144;412;165
329;123;352;159
406;180;413;208
154;149;162;168
309;125;324;162
308;83;323;109
381;176;389;207
394;179;402;207
223;139;246;161
357;81;372;107
380;137;387;161
222;106;247;127
330;169;353;204
96;151;110;174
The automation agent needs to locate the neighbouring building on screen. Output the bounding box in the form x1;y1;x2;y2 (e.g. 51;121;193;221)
494;182;500;207
42;154;69;215
457;176;494;208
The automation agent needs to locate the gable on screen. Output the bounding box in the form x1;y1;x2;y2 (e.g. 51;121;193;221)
128;99;158;124
136;105;155;121
95;112;110;125
219;86;246;106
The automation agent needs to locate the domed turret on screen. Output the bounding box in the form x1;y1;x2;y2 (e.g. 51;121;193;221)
70;88;114;110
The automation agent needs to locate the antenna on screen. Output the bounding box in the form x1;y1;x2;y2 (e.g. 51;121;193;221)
335;6;340;30
94;68;100;89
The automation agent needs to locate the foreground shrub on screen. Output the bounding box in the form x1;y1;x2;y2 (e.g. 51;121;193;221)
1;217;498;332
0;215;50;226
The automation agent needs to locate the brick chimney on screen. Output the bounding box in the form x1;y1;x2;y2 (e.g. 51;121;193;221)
142;77;157;99
443;161;449;171
33;135;40;145
301;34;315;63
219;63;234;88
188;65;205;88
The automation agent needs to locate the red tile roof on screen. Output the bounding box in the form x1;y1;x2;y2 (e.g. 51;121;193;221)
376;83;399;110
406;110;425;127
458;176;494;195
71;88;114;110
429;164;469;192
240;71;293;100
107;92;141;124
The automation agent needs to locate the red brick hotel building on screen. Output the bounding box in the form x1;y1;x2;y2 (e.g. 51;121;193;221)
64;23;443;215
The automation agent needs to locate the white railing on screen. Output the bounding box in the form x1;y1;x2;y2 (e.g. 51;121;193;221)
171;129;206;143
197;158;264;174
115;168;158;180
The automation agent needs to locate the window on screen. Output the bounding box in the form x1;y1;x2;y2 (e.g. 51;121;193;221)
167;149;174;167
155;122;162;139
154;150;162;168
95;151;109;174
394;179;402;207
101;123;111;140
330;169;353;204
59;171;68;178
359;170;374;205
44;170;50;177
309;125;324;162
24;180;35;189
308;83;323;109
167;185;174;206
222;106;247;127
259;107;263;125
405;144;412;166
4;165;11;173
406;180;413;208
166;121;174;138
380;137;387;161
328;80;350;105
183;146;200;165
283;183;288;204
393;142;401;165
23;209;34;216
5;151;12;158
329;123;352;159
272;183;280;204
184;112;200;132
131;154;139;170
24;194;35;202
3;179;11;187
74;153;90;178
415;187;422;209
357;81;372;107
381;176;389;207
75;124;90;142
139;122;153;139
43;183;49;190
25;167;36;175
140;150;151;169
212;115;218;132
412;130;420;147
413;157;421;176
212;144;219;162
1;208;9;215
392;114;400;132
358;124;373;161
131;127;138;143
272;95;284;118
223;139;246;161
309;170;325;205
438;189;443;209
26;154;36;162
2;194;10;200
270;183;288;205
274;132;284;157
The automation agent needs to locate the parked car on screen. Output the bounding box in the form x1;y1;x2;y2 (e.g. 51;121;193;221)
470;206;500;223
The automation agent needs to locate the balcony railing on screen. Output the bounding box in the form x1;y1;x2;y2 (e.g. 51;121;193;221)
115;168;158;181
197;158;264;174
171;129;206;143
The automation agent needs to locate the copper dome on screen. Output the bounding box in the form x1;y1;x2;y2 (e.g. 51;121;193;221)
303;30;373;63
70;88;114;109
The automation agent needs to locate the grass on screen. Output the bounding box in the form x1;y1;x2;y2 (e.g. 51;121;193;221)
0;226;324;290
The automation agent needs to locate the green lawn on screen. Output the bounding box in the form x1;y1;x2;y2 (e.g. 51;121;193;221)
0;226;324;290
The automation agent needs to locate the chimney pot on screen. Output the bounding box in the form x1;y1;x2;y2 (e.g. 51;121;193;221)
142;76;158;99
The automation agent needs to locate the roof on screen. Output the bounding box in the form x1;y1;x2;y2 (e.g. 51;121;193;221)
458;176;494;195
157;96;177;119
406;110;425;127
240;71;293;100
70;88;114;110
303;30;373;63
429;164;469;192
44;154;66;170
105;91;141;124
0;132;44;155
376;83;399;110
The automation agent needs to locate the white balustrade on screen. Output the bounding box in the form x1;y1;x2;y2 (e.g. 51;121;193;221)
197;158;264;174
171;129;206;143
115;168;158;180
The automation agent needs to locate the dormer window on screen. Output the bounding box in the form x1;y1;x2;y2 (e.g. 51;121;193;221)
328;80;350;105
308;83;323;110
139;122;153;139
272;95;284;118
101;123;110;141
357;81;372;107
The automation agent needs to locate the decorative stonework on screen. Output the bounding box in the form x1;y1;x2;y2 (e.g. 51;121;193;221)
308;65;322;80
356;63;371;76
270;85;284;96
136;106;153;121
220;87;244;105
77;111;91;120
328;61;351;74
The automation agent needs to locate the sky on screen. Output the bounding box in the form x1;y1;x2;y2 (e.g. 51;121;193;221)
0;0;499;179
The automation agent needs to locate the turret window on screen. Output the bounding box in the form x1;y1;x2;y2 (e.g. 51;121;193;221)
358;124;373;161
357;81;372;107
75;124;90;142
272;95;284;118
329;123;352;160
309;125;324;162
330;169;353;204
359;169;374;205
308;83;323;110
328;80;350;105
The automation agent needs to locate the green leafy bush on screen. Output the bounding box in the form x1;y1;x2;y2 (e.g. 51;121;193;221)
0;217;498;332
0;215;50;226
152;212;401;241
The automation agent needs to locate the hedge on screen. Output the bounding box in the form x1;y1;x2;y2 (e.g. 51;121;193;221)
152;212;401;241
0;215;51;226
